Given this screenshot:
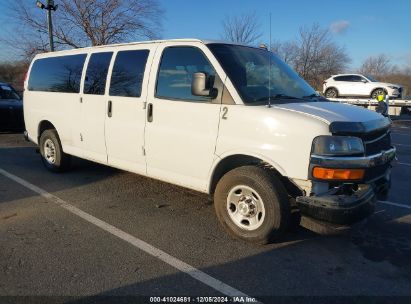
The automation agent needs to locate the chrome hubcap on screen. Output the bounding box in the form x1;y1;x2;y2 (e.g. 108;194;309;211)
44;139;56;164
227;185;265;230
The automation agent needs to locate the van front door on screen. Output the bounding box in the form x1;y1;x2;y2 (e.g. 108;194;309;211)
145;44;222;191
81;52;113;163
104;47;154;174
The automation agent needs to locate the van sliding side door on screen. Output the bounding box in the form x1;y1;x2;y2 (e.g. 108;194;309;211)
104;45;157;174
80;51;113;163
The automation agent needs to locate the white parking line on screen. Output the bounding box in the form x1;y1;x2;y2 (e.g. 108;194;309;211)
398;162;411;166
379;200;411;210
0;168;249;298
391;132;411;136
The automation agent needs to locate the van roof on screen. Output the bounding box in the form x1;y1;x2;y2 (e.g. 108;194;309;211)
33;38;242;59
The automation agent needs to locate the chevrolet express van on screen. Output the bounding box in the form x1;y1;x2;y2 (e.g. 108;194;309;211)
24;39;396;243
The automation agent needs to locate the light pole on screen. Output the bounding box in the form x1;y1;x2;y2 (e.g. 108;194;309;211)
36;0;58;52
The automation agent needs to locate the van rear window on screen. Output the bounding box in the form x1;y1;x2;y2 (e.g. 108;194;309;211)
28;54;86;93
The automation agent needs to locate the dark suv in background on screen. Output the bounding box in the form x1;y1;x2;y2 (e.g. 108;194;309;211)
0;82;24;132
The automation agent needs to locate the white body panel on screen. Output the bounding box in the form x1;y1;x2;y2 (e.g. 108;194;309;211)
24;39;381;195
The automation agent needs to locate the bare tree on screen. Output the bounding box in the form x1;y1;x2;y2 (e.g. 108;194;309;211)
271;24;350;90
3;0;163;59
0;61;29;92
358;54;393;76
270;40;298;65
221;12;262;45
291;24;351;90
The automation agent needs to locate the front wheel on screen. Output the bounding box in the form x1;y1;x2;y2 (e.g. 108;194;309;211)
214;166;291;244
371;88;386;99
39;129;71;172
325;88;338;98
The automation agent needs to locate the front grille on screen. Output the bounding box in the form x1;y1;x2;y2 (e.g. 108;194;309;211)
362;131;391;156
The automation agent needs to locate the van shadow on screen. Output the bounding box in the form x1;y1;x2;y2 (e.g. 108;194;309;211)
0;146;121;205
350;208;411;268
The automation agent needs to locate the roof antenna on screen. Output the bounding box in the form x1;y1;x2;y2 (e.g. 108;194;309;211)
267;12;272;108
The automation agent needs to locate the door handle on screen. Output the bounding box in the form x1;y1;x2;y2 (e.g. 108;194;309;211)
107;100;112;117
147;103;153;122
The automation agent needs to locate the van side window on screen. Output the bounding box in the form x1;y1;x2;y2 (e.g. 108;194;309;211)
84;52;113;95
109;50;149;98
156;47;215;102
28;54;86;93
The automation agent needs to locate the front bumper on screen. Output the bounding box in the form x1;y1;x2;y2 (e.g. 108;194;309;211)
297;146;396;225
296;185;376;225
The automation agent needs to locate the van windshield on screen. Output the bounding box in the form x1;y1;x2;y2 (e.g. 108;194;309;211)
207;44;319;105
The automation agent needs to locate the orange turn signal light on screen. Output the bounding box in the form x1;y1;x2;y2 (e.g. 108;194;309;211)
312;167;365;180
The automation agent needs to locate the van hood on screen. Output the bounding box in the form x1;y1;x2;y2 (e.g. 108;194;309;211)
273;101;391;134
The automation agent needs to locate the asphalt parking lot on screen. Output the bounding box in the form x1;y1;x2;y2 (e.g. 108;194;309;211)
1;120;411;303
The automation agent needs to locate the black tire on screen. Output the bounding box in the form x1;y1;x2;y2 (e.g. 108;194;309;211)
371;88;386;99
214;166;291;244
39;129;71;172
325;88;338;98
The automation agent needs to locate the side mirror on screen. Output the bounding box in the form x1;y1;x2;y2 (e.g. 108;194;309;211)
192;72;215;97
361;79;367;83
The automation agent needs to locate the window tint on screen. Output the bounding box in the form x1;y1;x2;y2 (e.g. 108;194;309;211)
109;50;149;97
156;47;215;102
84;52;113;95
334;76;352;82
28;54;86;93
351;75;364;82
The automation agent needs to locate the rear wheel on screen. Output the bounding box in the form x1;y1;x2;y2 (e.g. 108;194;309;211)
39;129;71;172
214;166;291;244
325;88;338;98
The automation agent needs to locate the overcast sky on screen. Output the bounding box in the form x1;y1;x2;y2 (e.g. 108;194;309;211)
0;0;410;69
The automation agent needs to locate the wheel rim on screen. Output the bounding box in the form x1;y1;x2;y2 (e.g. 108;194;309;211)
43;139;56;164
226;185;266;231
372;89;385;99
326;89;336;98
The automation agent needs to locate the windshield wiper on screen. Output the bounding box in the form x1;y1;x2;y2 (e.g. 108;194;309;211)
256;94;300;101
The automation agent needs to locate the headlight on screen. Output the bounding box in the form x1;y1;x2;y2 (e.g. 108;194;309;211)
312;136;364;156
388;86;398;90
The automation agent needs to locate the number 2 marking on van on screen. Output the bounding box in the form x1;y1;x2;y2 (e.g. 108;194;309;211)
222;107;228;120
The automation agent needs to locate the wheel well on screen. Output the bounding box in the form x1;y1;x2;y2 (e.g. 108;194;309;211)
325;87;338;93
209;155;303;198
38;120;56;141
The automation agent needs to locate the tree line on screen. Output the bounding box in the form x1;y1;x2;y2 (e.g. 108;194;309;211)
1;5;410;96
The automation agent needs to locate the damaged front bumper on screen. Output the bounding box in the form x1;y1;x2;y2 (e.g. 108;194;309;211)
296;185;376;225
296;146;396;225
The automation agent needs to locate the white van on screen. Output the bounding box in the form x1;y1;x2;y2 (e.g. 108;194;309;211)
24;39;396;243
